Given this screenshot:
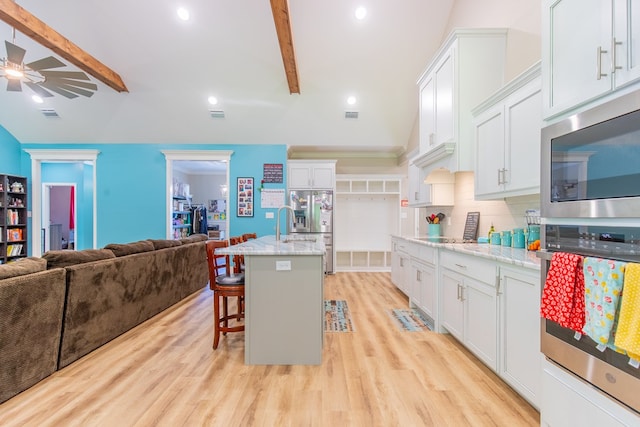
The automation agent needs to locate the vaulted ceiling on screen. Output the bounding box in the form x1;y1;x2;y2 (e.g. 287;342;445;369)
0;0;454;159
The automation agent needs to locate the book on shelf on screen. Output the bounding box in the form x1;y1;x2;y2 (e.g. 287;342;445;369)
6;209;19;225
6;244;23;256
7;228;23;241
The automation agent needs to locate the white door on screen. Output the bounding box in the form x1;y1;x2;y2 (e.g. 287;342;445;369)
464;278;498;371
544;0;612;115
474;105;505;197
440;269;464;340
504;84;542;193
434;48;455;146
613;0;640;86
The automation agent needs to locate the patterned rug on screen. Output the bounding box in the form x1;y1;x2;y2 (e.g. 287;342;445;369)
389;308;433;332
324;300;355;332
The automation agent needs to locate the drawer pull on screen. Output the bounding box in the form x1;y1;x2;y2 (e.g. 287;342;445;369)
454;263;467;269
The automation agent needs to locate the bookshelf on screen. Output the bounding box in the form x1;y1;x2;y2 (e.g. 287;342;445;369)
1;175;28;264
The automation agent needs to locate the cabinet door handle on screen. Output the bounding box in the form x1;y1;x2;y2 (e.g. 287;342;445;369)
460;285;465;301
612;38;623;73
457;283;461;300
415;191;419;201
497;168;502;185
597;46;608;80
429;133;435;146
502;168;508;184
496;274;502;296
417;270;421;281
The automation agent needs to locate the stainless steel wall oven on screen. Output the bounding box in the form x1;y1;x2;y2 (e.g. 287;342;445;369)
540;88;640;414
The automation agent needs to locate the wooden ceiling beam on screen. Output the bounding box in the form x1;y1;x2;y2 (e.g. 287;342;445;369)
270;0;300;94
0;0;128;93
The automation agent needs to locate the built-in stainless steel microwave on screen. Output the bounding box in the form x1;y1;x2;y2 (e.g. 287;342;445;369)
541;89;640;219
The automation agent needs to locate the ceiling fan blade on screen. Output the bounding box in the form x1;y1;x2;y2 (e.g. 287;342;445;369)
43;76;97;91
39;70;91;81
25;56;66;71
24;81;54;98
39;81;79;99
6;79;22;92
5;41;26;65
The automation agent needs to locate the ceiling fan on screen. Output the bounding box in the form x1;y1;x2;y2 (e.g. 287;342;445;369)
1;39;98;99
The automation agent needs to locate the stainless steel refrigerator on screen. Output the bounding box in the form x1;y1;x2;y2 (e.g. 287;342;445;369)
288;189;334;273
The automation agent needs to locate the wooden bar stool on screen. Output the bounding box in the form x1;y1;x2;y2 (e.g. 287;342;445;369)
205;240;245;349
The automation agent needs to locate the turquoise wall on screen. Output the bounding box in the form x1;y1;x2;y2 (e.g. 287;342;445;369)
0;126;22;175
14;142;287;247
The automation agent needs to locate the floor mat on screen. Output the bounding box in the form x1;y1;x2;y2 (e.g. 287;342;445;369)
389;308;433;331
324;300;355;332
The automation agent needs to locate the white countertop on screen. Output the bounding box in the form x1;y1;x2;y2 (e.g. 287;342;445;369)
393;235;541;270
217;235;325;256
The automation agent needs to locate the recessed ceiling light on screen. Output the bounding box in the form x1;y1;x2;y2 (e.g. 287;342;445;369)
208;96;218;105
355;6;367;20
347;96;357;105
177;7;190;21
32;95;44;104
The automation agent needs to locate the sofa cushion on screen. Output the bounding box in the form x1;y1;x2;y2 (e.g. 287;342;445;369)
42;249;116;269
180;233;208;244
104;240;155;257
0;257;47;280
147;238;182;250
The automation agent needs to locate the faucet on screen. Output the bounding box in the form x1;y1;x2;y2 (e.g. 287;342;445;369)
276;205;295;241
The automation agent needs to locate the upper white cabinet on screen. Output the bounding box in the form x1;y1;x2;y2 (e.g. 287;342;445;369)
542;0;640;119
288;160;336;189
413;28;507;172
473;63;542;199
407;161;454;207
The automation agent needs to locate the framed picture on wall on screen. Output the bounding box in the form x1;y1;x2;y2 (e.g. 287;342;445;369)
237;177;254;217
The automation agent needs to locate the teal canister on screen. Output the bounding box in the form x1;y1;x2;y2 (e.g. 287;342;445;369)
490;232;501;245
528;225;540;244
501;230;512;247
512;228;525;248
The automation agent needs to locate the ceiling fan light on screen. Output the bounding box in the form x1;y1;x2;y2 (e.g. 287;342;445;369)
5;67;24;78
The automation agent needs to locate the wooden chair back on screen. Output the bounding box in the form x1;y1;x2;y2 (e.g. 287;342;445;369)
242;233;257;241
205;240;230;290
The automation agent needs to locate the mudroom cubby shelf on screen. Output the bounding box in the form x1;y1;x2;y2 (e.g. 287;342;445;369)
1;174;28;264
334;175;401;272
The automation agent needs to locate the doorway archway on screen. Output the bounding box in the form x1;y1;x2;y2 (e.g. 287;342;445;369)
161;150;233;239
25;149;99;256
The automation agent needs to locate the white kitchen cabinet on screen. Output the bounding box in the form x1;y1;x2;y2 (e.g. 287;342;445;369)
413;28;507;173
499;265;541;409
440;250;498;371
440;268;465;341
406;161;454;207
542;0;640;119
288;160;336;189
409;244;437;330
541;360;640;426
474;64;542;199
391;238;411;295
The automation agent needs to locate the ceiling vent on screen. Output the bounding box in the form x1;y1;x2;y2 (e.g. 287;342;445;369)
40;108;59;118
209;110;225;119
344;111;359;119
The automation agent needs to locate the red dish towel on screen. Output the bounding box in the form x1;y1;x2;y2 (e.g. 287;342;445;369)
540;252;586;333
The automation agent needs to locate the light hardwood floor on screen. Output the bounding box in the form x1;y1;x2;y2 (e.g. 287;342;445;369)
0;272;539;426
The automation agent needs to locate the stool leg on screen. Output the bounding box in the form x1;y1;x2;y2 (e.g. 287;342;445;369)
213;291;221;349
223;296;228;335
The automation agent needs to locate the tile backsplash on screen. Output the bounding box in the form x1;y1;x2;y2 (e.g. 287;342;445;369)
417;171;540;239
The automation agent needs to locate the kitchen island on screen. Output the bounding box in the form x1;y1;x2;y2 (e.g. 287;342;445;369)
217;235;325;365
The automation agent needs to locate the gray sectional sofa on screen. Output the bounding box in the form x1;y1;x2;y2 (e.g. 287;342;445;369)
0;234;209;404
